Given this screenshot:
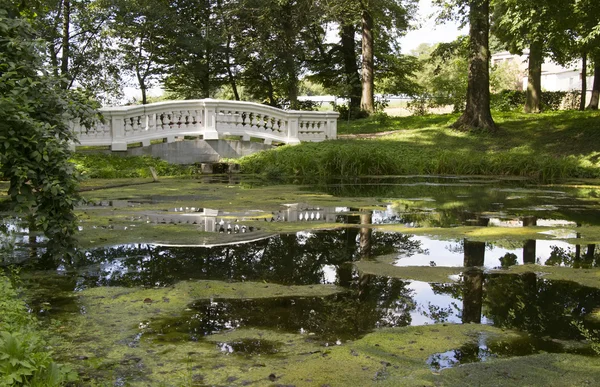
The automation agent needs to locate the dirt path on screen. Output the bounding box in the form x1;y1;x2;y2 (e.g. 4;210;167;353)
337;130;400;139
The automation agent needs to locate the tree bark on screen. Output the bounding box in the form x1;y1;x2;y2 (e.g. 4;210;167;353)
452;0;496;132
60;0;70;88
580;52;587;111
524;39;543;113
360;9;374;113
340;23;361;109
587;60;599;110
225;35;240;100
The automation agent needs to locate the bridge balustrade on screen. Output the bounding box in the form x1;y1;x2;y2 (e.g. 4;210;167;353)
72;99;338;150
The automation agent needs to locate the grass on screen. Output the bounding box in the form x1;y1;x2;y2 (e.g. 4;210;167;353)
71;153;194;179
238;110;600;182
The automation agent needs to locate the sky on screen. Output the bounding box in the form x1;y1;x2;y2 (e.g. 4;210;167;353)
399;0;466;54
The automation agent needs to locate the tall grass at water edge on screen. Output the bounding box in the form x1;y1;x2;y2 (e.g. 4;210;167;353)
238;140;597;182
240;110;600;182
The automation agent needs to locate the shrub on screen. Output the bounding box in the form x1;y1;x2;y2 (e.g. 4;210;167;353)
0;273;76;386
71;153;193;179
491;90;582;111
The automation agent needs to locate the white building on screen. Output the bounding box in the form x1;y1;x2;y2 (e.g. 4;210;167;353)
491;51;594;96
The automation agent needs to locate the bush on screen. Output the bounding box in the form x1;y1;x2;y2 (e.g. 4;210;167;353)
491;90;582;111
331;102;369;120
490;90;527;112
0;272;76;386
71;153;193;179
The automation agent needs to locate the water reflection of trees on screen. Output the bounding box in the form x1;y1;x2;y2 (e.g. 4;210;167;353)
74;228;424;288
318;180;600;227
430;239;600;340
545;244;600;268
152;274;416;342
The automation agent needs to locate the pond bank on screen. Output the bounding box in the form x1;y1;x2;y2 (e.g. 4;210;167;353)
238;111;600;182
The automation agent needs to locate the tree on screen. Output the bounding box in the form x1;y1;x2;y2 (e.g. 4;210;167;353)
360;0;416;113
309;0;416;114
108;0;169;104
0;3;96;257
22;0;122;103
492;0;572;113
410;39;469;114
451;0;496;131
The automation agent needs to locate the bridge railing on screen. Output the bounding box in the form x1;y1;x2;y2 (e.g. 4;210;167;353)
72;99;338;151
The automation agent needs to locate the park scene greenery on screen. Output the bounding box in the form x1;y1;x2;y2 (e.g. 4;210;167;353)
1;0;600;385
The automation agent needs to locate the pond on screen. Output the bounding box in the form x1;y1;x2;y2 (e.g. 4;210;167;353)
2;176;600;386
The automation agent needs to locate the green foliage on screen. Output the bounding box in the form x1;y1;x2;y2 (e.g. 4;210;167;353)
491;90;582;111
0;274;77;386
332;102;369;120
572;321;600;355
408;39;468;115
71;153;194;179
298;79;326;96
0;5;97;256
490;61;522;92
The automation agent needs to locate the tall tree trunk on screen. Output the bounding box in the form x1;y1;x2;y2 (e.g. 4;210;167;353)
140;83;147;105
452;0;496;132
462;239;485;324
586;60;599;110
586;244;595;261
360;9;374;114
580;52;587;111
340;23;361;109
359;212;372;259
266;76;276;107
60;0;70;88
524;39;543;113
287;71;299;109
225;35;240;100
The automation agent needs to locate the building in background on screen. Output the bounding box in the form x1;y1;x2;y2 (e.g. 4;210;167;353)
491;51;594;99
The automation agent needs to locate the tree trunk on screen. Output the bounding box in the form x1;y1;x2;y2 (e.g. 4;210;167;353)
360;9;374;114
340;23;361;109
586;244;595;261
580;52;587;111
587;60;599;110
287;72;299;109
60;0;70;88
140;84;147;105
225;35;240;100
524;39;543;113
266;76;276;107
359;212;372;259
462;239;485;324
523;240;536;264
452;0;496;132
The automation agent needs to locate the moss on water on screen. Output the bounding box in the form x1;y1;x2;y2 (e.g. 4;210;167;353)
493;264;600;289
376;224;600;245
353;254;600;289
433;353;600;386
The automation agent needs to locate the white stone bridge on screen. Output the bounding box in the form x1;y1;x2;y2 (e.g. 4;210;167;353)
72;99;339;152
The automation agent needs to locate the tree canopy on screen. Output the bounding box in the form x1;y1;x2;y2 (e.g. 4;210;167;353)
0;2;97;256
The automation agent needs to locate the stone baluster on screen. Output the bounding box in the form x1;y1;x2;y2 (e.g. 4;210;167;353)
109;110;127;151
202;100;219;140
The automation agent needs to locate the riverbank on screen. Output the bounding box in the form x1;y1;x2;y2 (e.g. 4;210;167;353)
238;110;600;182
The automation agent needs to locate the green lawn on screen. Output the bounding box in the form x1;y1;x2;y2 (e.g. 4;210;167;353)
238;110;600;181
